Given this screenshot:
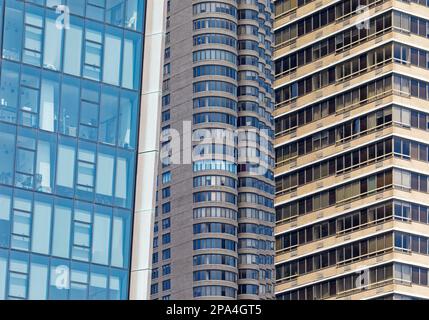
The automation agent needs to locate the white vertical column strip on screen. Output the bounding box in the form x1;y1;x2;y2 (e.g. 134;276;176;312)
129;0;167;300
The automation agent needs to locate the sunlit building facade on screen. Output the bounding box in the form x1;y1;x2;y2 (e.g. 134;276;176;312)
274;0;429;300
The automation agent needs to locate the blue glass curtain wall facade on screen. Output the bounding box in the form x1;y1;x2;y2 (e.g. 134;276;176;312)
0;0;146;300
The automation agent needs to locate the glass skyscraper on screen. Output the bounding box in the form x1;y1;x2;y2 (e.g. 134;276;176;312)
0;0;166;300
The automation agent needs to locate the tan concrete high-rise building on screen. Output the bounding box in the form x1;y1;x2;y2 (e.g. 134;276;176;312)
274;0;429;300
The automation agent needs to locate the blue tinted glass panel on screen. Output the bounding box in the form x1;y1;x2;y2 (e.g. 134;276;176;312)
92;206;111;265
122;30;142;90
59;76;80;137
31;195;52;255
3;0;23;62
44;11;63;72
89;265;108;299
63;16;83;77
118;90;138;149
0;61;19;123
0;124;16;186
52;198;72;259
99;86;119;145
29;254;49;300
111;209;131;268
70;261;89;300
0;249;7;299
103;26;122;86
39;71;60;132
109;268;128;299
0;187;12;249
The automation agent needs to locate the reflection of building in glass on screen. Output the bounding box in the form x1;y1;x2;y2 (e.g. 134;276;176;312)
0;0;166;300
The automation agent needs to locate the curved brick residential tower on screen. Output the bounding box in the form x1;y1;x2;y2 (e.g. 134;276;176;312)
150;0;275;300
